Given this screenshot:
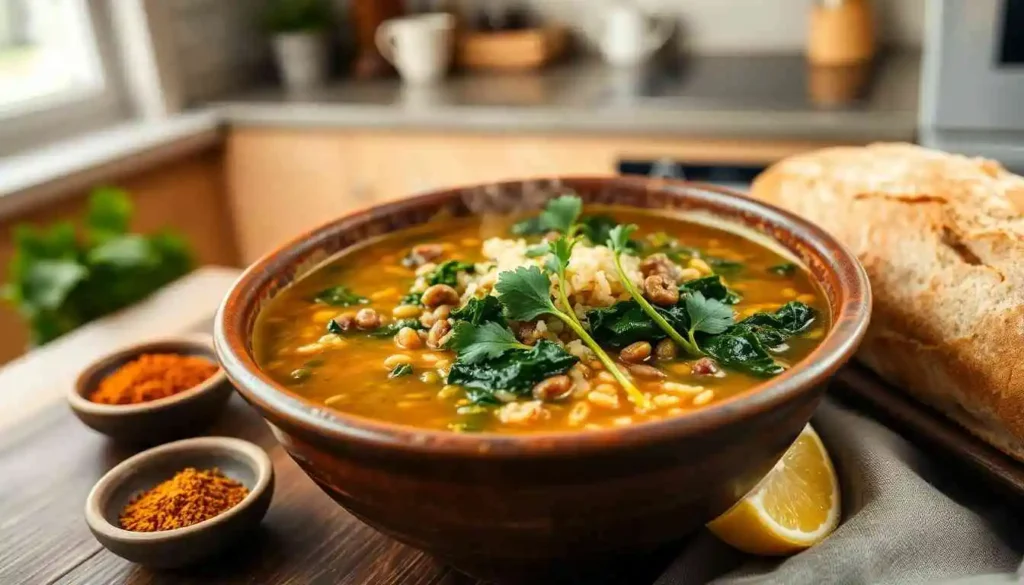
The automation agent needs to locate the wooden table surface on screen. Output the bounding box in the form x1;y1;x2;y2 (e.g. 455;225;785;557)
0;269;672;585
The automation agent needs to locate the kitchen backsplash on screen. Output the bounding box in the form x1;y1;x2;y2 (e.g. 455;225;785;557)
161;0;924;106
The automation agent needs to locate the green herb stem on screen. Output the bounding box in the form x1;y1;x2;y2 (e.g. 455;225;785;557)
553;310;647;408
612;252;702;357
550;267;647;407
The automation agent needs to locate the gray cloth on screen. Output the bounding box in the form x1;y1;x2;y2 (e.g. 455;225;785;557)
656;398;1024;585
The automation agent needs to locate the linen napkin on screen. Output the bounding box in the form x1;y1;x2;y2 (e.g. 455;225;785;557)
655;398;1024;585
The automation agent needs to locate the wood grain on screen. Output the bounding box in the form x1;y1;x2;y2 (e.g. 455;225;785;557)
226;127;845;263
0;148;240;365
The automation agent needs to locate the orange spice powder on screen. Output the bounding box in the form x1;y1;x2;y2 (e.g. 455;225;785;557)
88;353;219;405
119;467;249;532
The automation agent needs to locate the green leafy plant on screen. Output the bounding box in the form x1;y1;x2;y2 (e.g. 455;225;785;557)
264;0;332;33
449;296;506;327
314;285;367;307
683;291;735;350
495;264;647;407
426;260;475;287
447;333;579;404
608;224;703;357
447;321;531;364
388;363;414;378
2;187;193;345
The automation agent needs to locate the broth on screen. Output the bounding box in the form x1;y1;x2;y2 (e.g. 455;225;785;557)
254;205;828;434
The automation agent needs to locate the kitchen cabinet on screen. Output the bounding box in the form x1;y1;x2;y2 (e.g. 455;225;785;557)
226;127;844;263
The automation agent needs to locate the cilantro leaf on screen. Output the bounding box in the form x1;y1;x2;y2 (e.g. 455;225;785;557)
524;243;550;258
494;266;557;322
539;195;583;235
685;291;735;336
543;236;576;280
607;223;638;252
314;286;368;307
447;321;531;364
511;216;547;236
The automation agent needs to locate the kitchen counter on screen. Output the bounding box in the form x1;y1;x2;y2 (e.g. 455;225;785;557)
217;52;920;142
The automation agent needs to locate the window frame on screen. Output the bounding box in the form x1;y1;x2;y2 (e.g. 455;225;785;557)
0;0;130;158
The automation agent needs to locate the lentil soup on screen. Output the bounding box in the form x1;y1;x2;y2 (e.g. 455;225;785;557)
254;201;828;434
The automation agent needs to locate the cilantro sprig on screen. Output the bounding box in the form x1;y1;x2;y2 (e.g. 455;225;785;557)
446;321;531;364
683;291;735;350
607;224;704;357
496;264;647;408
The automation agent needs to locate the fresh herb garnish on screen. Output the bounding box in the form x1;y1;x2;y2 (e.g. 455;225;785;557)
608;224;703;357
524;243;550;258
399;291;423;306
683;291;735;350
449;295;506;326
580;215;641;252
510;216;546;236
366;319;426;338
448;339;578;404
729;301;816;348
314;286;368;307
540;194;584;235
496;261;648;407
699;302;816;377
645;232;746;274
426;260;475;287
679;275;742;305
768;263;797;276
587;300;688;348
702;333;782;377
446;321;531;364
388;363;414;378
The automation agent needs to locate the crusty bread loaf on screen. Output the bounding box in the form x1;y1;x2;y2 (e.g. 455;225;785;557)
750;143;1024;462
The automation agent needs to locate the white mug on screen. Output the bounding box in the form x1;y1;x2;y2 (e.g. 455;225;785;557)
376;13;455;85
597;1;672;67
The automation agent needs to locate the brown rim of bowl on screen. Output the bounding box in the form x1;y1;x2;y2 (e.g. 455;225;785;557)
70;335;226;414
215;177;871;459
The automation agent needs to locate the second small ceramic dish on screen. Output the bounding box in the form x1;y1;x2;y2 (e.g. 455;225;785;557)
85;436;275;568
68;335;233;443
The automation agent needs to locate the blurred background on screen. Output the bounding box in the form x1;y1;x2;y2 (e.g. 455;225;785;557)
0;0;1017;364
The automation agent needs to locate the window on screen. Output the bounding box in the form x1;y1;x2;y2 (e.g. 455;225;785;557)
0;0;127;157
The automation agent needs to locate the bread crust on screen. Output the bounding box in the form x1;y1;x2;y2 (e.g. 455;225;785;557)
750;143;1024;462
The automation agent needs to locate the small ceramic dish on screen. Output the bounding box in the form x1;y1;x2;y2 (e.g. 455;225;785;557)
85;436;274;568
69;335;232;443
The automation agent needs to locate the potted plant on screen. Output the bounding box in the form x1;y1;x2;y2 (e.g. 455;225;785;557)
265;0;333;91
1;187;193;346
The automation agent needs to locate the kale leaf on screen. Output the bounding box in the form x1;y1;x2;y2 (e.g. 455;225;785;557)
447;340;578;404
388;363;414;378
449;295;506;326
729;301;816;348
426;260;475;287
679;275;741;305
699;302;817;377
701;332;783;377
314;286;368;307
366;319;426;338
399;291;423;306
587;300;689;348
768;263;797;276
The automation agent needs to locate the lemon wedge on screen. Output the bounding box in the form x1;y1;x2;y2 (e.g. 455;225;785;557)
707;424;840;556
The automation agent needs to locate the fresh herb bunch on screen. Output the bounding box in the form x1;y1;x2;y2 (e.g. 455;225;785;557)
1;187;193;345
264;0;332;33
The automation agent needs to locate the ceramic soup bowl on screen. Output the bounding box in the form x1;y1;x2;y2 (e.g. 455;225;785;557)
214;178;870;581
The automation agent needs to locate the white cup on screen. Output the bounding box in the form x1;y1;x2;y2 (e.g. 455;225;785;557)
376;13;455;85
